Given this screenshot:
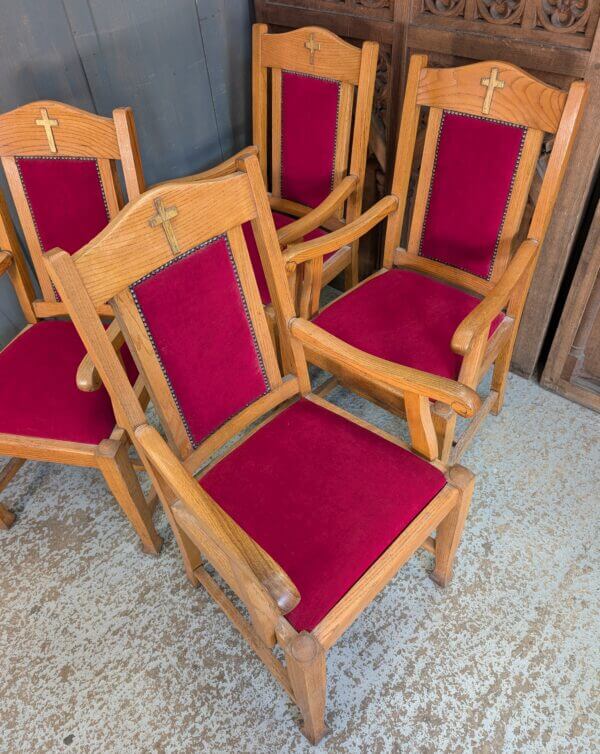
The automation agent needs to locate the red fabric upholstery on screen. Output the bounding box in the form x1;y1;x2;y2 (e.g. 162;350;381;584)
242;212;329;304
419;112;526;280
280;71;341;208
15;157;110;255
313;269;504;381
0;320;136;445
130;236;269;448
201;399;446;632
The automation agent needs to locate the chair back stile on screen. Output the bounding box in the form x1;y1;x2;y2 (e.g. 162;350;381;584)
0;100;144;316
383;57;588;293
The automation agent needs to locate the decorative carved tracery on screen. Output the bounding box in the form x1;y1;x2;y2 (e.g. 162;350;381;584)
537;0;590;33
476;0;525;24
424;0;466;16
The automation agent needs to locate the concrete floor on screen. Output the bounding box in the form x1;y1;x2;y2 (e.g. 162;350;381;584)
0;374;599;754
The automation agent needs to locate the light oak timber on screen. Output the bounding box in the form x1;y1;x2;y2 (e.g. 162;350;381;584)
46;158;479;744
254;1;600;379
284;56;587;463
0;99;161;552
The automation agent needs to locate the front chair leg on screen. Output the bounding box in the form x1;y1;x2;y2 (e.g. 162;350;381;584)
0;457;26;529
430;465;475;588
0;503;15;529
96;437;163;555
283;631;328;744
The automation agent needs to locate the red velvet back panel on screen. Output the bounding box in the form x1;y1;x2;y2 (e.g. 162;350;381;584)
418;112;526;280
280;71;341;208
130;235;270;448
15;157;110;254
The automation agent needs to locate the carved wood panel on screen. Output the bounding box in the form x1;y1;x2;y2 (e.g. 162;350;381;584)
254;0;600;377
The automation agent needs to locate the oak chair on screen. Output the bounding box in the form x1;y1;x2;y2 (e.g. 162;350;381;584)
46;154;480;743
0;100;162;554
284;56;588;463
187;24;378;319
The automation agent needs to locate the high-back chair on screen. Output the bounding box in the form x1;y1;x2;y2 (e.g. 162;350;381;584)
283;56;587;463
189;24;378;320
46;154;480;743
0;101;162;554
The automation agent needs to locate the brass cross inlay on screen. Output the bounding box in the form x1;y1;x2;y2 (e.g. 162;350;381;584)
35;108;59;153
480;67;505;115
304;33;321;65
148;198;179;255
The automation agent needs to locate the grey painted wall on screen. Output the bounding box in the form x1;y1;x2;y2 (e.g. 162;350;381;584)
0;0;252;346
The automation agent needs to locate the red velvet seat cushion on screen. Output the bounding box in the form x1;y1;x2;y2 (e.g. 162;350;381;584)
313;269;504;381
242;212;331;305
0;320;136;445
201;399;446;632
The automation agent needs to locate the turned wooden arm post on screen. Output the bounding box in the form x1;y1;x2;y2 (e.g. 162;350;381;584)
76;318;125;392
452;239;540;386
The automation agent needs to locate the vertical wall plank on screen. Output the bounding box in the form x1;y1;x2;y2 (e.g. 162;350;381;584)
63;0;251;186
0;0;96;340
0;1;252;345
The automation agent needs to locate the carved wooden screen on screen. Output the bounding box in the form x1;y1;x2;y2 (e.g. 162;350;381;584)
254;0;600;378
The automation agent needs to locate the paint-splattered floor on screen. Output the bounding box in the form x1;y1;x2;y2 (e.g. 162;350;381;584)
1;374;599;754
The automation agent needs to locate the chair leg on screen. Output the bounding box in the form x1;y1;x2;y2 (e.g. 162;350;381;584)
283;632;328;744
0;503;15;530
430;465;475;588
0;457;26;529
96;437;163;555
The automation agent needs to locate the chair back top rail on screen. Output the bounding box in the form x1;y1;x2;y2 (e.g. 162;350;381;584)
0;99;144;313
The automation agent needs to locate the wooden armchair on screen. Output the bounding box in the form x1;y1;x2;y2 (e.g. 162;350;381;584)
285;56;588;463
0;100;161;554
46;154;480;743
184;24;377;319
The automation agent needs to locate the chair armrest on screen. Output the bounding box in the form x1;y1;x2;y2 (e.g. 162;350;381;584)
283;195;398;271
451;239;539;355
135;424;301;614
290;318;480;418
76;319;125;392
276;175;358;247
168;146;259;185
0;250;13;277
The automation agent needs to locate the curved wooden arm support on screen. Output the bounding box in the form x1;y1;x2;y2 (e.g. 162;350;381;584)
76;318;124;392
134;424;301;614
0;249;13;277
161;146;259;186
451;239;539;355
290;318;480;418
276;175;358;247
284;195;398;271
